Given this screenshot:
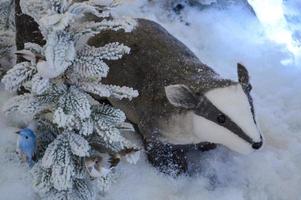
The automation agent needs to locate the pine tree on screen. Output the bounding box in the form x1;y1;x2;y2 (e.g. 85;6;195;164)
0;0;15;75
1;0;140;199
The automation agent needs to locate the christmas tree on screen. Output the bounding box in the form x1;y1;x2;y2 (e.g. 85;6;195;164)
1;0;140;199
0;0;15;75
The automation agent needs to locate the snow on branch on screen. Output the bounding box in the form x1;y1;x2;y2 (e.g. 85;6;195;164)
38;31;76;79
31;74;50;95
91;104;126;130
20;0;50;24
73;18;137;44
2;0;140;199
94;127;133;153
69;132;90;157
80;42;130;61
3;94;48;118
41;132;90;189
58;86;91;120
78;82;112;97
106;84;139;100
79;82;138;100
72;53;110;80
1;62;36;92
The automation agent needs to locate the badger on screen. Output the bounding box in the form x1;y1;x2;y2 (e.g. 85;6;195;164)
88;19;263;174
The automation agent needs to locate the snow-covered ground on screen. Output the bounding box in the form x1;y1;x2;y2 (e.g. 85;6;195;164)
1;0;301;199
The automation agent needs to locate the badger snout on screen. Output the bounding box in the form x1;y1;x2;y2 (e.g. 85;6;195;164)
252;135;263;150
252;141;262;149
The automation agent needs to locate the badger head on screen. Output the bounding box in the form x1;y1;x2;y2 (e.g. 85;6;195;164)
165;63;263;154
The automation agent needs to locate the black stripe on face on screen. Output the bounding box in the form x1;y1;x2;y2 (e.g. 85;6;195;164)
194;97;255;145
243;87;257;125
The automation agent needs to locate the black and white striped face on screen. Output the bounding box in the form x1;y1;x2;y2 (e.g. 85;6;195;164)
165;64;263;154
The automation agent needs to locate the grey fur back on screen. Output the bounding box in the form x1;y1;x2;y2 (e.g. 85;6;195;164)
88;19;235;138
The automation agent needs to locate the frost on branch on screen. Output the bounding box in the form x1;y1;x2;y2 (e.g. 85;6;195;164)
69;42;130;80
32;162;53;194
95;170;118;193
0;0;15;70
89;104;138;153
20;0;50;24
78;82;111;97
32;163;95;200
91;104;126;130
93;127;136;153
35;131;93;198
80;42;130;61
58;86;91;120
31;74;50;95
35;118;60;158
106;85;139;100
38;31;76;79
36;83;67;104
79;83;138;100
3;94;47;120
41;132;90;191
50;0;72;13
3;0;140;199
1;62;36;92
53;107;75;129
78;118;94;136
71;51;110;80
73;18;137;44
69;133;90;157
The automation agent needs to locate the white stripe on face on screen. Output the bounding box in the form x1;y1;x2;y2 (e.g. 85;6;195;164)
204;84;261;143
192;114;254;154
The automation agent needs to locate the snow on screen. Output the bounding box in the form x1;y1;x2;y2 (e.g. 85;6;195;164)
247;0;301;65
1;0;301;200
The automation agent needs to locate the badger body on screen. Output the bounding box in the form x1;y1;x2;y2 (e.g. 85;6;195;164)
89;19;263;174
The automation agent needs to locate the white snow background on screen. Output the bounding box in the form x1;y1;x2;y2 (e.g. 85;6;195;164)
1;0;301;200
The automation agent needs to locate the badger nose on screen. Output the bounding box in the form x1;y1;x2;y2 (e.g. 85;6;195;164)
252;141;263;150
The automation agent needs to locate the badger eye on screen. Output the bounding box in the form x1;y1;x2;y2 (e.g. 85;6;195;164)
217;114;226;124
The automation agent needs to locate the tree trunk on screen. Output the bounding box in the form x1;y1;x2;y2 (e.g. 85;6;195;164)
14;0;45;62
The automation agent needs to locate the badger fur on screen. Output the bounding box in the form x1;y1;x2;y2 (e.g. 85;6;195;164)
88;19;263;174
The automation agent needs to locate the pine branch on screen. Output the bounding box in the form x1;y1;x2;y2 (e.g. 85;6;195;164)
79;42;130;61
1;62;36;92
73;18;137;43
79;82;138;100
71;53;109;80
31;162;53;194
19;0;51;24
69;133;90;157
36;83;67;104
58;86;91;120
38;31;76;78
94;127;132;153
78;82;111;98
50;0;72;13
6;1;141;199
3;94;48;117
91;104;126;130
31;74;50;95
106;84;139;100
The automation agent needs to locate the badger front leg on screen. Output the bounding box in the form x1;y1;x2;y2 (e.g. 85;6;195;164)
144;139;188;175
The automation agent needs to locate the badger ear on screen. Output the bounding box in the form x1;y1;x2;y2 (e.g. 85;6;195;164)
165;84;198;109
237;63;250;85
237;63;253;92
